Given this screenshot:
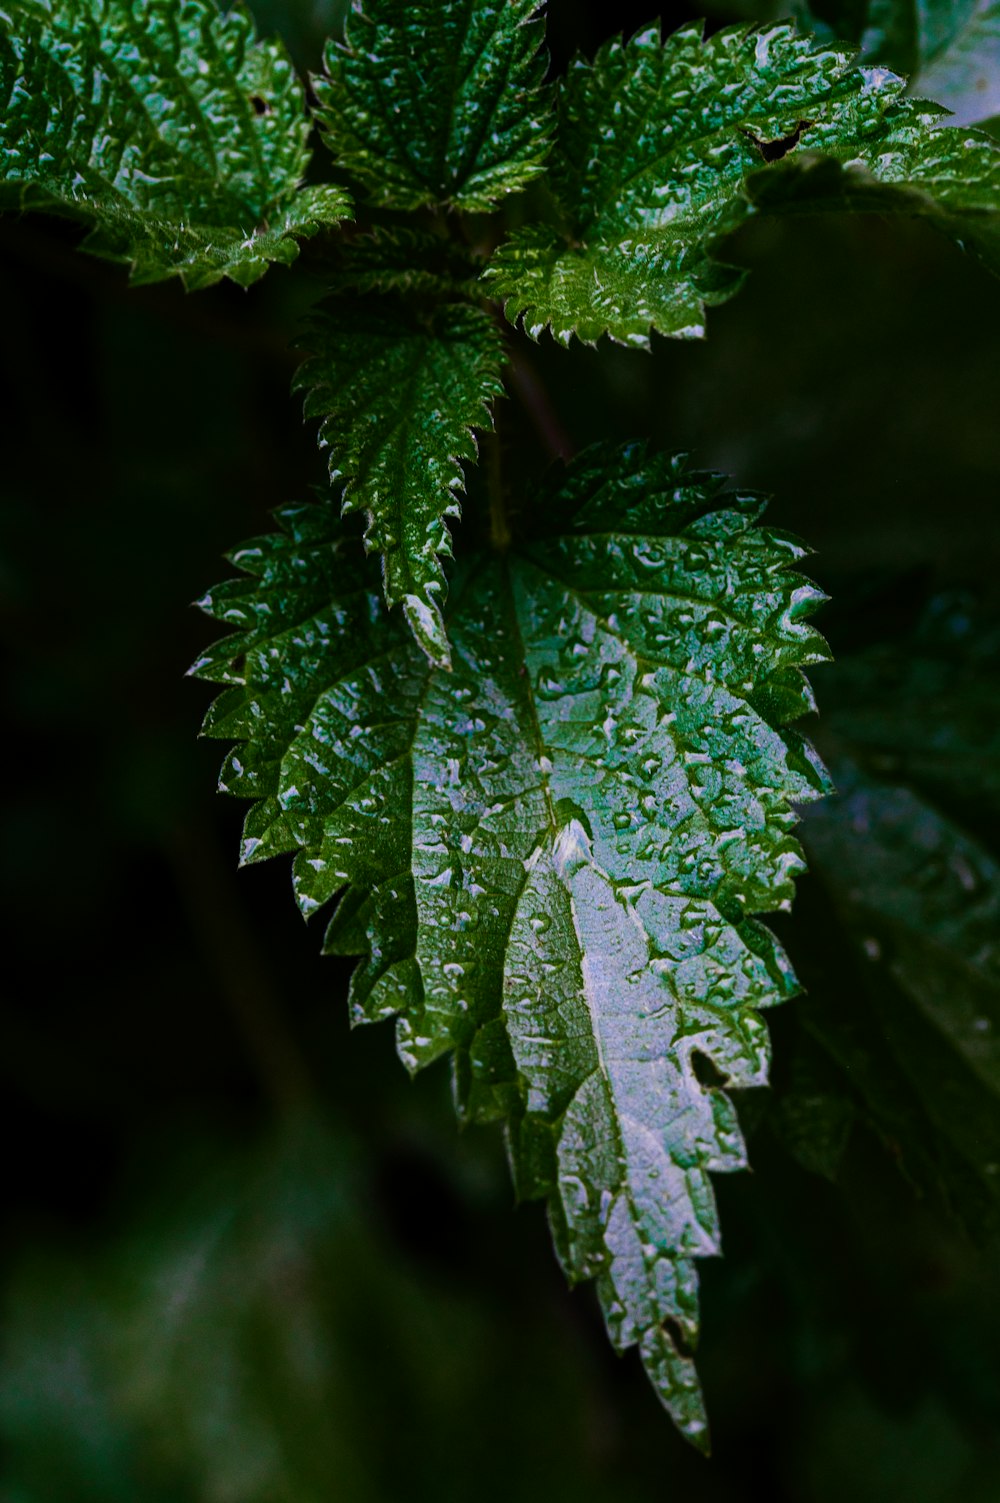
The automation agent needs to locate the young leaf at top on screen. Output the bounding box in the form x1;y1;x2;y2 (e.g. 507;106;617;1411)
0;0;351;288
191;445;831;1445
314;0;552;212
294;295;505;668
485;22;1000;347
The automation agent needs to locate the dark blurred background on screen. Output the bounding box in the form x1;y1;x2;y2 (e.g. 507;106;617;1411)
1;2;999;1499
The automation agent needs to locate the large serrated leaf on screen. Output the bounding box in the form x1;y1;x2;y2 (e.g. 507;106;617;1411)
0;0;351;287
192;445;830;1445
293;295;506;668
314;0;552;213
484;21;1000;346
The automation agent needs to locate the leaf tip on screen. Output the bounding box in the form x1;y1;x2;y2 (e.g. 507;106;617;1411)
402;593;452;671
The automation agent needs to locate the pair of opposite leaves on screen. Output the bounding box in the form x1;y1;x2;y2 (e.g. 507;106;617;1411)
3;0;1000;664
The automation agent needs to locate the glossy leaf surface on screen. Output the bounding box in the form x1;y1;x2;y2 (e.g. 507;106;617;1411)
0;0;351;287
192;445;830;1444
293;296;505;667
485;22;1000;345
800;0;1000;126
315;0;551;211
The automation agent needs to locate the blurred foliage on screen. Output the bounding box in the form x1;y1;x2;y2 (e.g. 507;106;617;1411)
249;0;350;68
0;0;999;1497
1;1118;618;1503
771;595;1000;1236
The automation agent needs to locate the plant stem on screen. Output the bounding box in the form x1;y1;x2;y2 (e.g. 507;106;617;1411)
485;428;510;552
506;347;575;463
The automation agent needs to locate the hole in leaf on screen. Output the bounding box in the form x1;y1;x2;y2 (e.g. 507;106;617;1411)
660;1317;695;1359
740;118;813;163
250;94;270;116
691;1050;728;1090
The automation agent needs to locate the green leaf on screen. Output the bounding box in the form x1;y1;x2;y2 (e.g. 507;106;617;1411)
742;136;1000;281
798;763;1000;1233
769;1029;856;1181
813;592;1000;821
192;445;830;1445
772;596;1000;1235
798;0;1000;127
485;22;1000;346
314;0;552;211
0;0;351;288
293;296;506;668
322;227;484;300
877;2;1000;126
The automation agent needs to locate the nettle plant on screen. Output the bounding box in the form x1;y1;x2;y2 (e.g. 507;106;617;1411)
3;0;999;1449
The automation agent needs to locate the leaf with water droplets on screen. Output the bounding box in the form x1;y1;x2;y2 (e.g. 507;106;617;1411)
0;0;351;288
792;0;1000;128
314;0;552;212
293;295;506;668
484;21;1000;346
192;444;830;1446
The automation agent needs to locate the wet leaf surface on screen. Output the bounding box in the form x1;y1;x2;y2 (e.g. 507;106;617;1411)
192;443;829;1442
795;0;1000;127
294;294;505;667
315;0;553;212
0;0;351;287
485;22;1000;344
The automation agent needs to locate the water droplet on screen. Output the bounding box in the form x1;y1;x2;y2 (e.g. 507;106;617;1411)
535;671;565;701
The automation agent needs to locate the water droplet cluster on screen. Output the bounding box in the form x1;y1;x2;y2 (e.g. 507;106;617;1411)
196;445;829;1442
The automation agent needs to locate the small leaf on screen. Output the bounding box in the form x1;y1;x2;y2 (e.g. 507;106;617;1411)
314;0;552;211
321;227;484;300
485;22;1000;346
193;445;830;1444
0;0;351;287
293;296;506;668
